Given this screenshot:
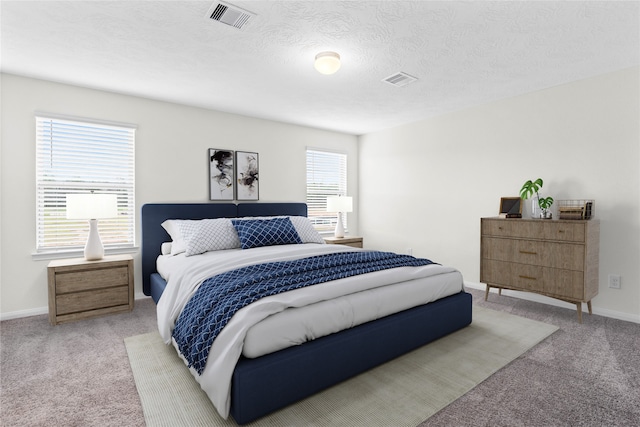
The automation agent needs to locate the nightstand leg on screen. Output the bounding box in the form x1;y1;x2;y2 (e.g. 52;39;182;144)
587;300;593;315
485;284;490;301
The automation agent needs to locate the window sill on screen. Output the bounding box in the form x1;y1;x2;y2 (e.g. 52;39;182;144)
32;246;139;262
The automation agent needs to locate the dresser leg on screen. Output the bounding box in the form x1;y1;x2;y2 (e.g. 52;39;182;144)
484;285;490;301
587;300;593;315
576;303;583;323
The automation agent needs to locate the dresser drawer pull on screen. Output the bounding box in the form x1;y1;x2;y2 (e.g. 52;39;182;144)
519;250;537;255
558;230;565;233
519;275;537;280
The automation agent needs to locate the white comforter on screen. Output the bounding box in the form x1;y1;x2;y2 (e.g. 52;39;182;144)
156;243;463;419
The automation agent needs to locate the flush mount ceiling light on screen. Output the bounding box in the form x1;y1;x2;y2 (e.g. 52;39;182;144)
314;51;341;75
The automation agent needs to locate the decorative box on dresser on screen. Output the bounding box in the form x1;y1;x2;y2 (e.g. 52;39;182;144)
47;254;134;325
323;236;363;248
480;218;599;323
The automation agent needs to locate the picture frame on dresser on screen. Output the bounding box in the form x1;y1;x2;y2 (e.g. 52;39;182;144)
499;197;522;216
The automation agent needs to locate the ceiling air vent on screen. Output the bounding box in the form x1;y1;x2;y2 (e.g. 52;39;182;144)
383;72;418;87
206;1;255;30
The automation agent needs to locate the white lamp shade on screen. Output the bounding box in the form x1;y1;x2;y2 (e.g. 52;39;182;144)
326;196;352;213
66;194;118;219
314;51;341;75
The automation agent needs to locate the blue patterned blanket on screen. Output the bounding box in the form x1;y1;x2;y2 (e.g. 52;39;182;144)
172;251;435;374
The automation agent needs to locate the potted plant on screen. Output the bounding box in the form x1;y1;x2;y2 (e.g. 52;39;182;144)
520;178;554;219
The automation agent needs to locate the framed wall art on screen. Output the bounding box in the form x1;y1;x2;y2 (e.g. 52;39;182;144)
209;148;234;201
236;151;259;201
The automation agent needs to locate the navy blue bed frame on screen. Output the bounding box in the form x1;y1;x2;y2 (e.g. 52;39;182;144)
141;202;472;424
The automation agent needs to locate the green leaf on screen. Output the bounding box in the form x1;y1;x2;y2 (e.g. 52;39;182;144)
538;196;554;209
519;178;544;200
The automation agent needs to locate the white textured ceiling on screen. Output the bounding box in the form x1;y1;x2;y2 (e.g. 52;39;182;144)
1;1;638;135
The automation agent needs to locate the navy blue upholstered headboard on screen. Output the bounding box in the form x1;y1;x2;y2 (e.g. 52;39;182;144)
141;202;307;296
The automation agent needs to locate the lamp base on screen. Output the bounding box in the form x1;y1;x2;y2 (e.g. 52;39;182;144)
334;213;345;238
84;219;105;261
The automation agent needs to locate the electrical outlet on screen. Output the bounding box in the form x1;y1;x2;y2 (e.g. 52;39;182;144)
608;274;621;289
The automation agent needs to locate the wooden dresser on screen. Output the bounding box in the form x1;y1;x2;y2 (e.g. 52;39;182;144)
48;254;134;325
480;217;599;322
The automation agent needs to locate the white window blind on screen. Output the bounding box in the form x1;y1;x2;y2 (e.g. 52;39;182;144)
306;149;347;232
35;115;136;253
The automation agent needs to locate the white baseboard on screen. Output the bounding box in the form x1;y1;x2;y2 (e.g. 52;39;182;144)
465;281;640;324
0;292;152;322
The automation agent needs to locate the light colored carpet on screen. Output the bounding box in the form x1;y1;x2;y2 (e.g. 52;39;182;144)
125;306;558;427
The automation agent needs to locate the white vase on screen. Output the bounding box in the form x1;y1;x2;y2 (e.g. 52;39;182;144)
531;196;541;218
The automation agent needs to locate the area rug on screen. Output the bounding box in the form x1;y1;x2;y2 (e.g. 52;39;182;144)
125;306;558;427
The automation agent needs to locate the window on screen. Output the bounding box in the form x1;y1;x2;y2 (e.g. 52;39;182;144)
35;115;136;254
306;149;347;233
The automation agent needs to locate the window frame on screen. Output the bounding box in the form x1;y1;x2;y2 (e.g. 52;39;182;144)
34;114;137;259
306;148;348;234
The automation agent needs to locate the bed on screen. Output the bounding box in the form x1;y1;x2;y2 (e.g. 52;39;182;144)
141;202;472;424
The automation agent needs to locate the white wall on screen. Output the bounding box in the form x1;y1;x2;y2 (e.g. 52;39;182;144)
359;67;640;322
0;74;359;317
2;69;638;322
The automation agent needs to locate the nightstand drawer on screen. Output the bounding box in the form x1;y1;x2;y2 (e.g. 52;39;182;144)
55;266;130;294
56;286;130;315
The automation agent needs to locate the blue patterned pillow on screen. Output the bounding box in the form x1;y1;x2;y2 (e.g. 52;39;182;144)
232;217;302;249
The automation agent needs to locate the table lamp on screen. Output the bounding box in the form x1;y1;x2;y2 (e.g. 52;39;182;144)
326;196;352;238
66;193;118;260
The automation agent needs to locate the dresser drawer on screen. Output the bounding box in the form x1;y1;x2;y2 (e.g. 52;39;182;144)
56;285;130;315
55;266;130;294
482;237;585;271
482;218;586;243
481;260;584;300
542;222;585;243
481;259;544;292
481;219;541;239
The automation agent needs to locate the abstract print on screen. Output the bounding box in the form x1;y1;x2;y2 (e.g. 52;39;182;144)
209;149;234;200
236;151;259;200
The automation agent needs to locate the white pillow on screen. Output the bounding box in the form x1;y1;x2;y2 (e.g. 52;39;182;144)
185;218;241;256
160;242;172;255
288;216;325;244
161;219;201;255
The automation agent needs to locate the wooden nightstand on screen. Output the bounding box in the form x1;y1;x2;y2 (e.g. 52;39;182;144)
323;236;363;248
47;254;134;325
